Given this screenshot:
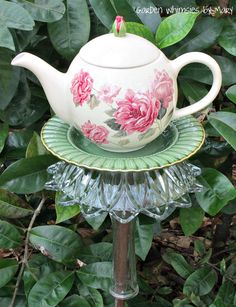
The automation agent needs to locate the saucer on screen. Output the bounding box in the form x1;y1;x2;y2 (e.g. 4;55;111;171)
41;116;205;172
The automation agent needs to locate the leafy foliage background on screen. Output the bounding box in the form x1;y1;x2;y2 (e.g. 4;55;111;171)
0;0;236;306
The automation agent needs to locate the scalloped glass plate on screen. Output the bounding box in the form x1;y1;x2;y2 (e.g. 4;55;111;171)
41;116;205;172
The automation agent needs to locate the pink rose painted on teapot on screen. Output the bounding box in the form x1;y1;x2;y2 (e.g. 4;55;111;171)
81;121;109;144
114;89;161;134
153;70;174;109
97;85;121;104
70;70;93;106
69;67;174;149
11;16;222;152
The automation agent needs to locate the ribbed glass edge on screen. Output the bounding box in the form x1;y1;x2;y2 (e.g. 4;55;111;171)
45;161;202;223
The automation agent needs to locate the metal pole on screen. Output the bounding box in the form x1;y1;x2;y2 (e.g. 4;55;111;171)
115;298;125;307
110;217;139;304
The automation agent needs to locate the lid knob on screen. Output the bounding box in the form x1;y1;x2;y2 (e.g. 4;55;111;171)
112;16;126;37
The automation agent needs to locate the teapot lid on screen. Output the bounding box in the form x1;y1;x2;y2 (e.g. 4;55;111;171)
79;16;160;69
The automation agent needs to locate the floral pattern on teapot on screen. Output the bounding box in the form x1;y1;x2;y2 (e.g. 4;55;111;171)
70;69;174;145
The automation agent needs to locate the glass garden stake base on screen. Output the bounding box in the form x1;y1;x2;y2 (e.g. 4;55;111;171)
43;115;204;305
110;217;139;300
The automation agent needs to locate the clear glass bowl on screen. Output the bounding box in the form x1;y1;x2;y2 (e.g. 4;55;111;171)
46;161;202;223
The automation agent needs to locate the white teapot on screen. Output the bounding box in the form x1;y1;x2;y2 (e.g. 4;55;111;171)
12;16;222;152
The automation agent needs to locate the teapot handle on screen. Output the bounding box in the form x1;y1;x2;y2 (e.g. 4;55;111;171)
171;52;222;119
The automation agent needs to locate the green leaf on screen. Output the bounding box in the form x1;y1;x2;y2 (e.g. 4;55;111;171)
162;250;193;279
77;262;112;291
173;298;192;307
180;205;205;236
0;0;34;30
155;0;197;8
198;249;212;265
84;212;108;230
105;118;121;131
218;17;236;56
0;296;26;307
0;26;15;50
180;79;208;104
226;260;236;280
113;130;127;138
0;49;20;110
29;225;83;263
181;55;236;86
220;259;226;274
55;192;80;223
213;299;235;307
200;138;233;157
0;220;22;248
23;254;64;297
112;0;141;23
189;293;204;306
138;277;156;295
0;259;18;288
157;286;173;295
171;17;224;58
0;123;8;154
0;71;46;127
128;295;157;306
28;271;74;307
126;22;155;44
135;216;154;260
138;127;155;141
5;129;33;160
118;139;130;146
79;286;104;307
105;108;116;117
157;107;167;119
0;71;31;127
183;267;217;296
89;0;141;29
0;285;16;298
128;0;161;33
196;168;236;216
88;0;117;29
226;85;236;104
208;112;236;150
23;96;49;127
155;12;199;49
0;188;33;218
155;296;172;307
13;23;40;51
222;200;236;215
17;0;65;22
90;243;112;261
48;0;90;60
25;132;48;158
61;294;90;307
194;240;205;256
230;0;236;9
214;280;235;306
88;95;100;109
0;155;58;193
80;242;112;264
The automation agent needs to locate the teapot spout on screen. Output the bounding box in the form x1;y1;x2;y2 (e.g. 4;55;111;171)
11;52;71;124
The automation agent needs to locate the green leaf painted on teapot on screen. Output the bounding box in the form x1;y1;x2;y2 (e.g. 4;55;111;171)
88;95;100;109
118;139;130;146
105;108;116;117
157;107;167;120
113;130;128;138
105;118;121;131
138;128;155;141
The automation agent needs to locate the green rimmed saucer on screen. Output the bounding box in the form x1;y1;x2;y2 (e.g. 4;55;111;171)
41;116;205;172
